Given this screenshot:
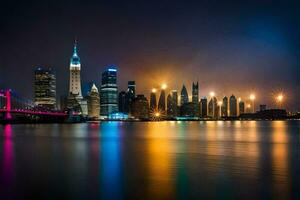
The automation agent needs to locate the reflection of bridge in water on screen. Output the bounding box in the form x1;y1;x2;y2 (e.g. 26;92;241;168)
0;89;68;123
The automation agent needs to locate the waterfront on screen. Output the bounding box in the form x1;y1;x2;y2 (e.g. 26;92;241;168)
1;121;300;199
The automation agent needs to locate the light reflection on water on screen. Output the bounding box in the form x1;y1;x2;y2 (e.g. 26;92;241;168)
0;121;300;199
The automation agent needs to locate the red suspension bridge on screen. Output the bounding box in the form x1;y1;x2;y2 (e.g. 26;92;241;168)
0;89;68;122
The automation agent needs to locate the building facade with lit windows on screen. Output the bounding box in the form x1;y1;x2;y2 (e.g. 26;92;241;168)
34;67;56;109
100;67;119;118
87;84;100;119
229;95;237;117
67;40;88;115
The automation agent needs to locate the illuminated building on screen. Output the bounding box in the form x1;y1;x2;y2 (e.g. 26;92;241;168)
200;98;208;117
239;101;245;115
180;85;189;105
150;89;157;111
69;40;82;97
158;88;166;112
208;97;217;118
229;95;237;117
192;82;199;104
167;94;172;117
131;94;149;120
67;40;88;115
100;67;118;118
34;67;56;109
221;96;228;117
118;91;126;113
87;84;100;119
108;112;129;120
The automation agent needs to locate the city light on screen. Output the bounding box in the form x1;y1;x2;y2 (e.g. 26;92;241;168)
277;94;284;102
218;101;222;106
238;97;242;102
250;94;255;100
210;91;215;97
161;83;167;90
155;112;160;117
249;94;255;113
152;88;157;93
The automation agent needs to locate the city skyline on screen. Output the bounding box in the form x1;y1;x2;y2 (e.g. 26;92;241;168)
1;1;299;110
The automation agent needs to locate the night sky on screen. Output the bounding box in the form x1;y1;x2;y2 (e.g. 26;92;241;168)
0;0;300;110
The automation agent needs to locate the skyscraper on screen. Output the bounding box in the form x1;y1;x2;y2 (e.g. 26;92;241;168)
200;98;208;118
208;97;217;118
87;84;100;119
150;89;157;111
118;91;126;113
67;40;88;115
167;94;173;117
180;85;189;105
100;67;118;118
131;94;149;120
69;40;82;97
158;88;166;112
239;101;245;115
229;95;237;117
34;67;56;109
125;81;136;113
192;82;199;104
171;90;178;117
221;96;228;117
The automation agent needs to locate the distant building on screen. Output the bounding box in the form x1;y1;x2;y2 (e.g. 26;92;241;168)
167;94;173;117
208;97;217;118
229;95;237;117
260;104;267;111
131;94;149;120
180;85;189;105
171;90;178;117
192;82;199;104
100;67;118;118
87;84;100;119
150;89;157;111
200;98;208;118
118;91;126;113
239;101;245;115
158;89;166;112
180;102;199;118
221;96;228;117
125;81;136;113
34;67;56;109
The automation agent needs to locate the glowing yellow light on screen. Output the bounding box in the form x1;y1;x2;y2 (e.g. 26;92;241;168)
250;94;255;100
247;104;251;108
277;94;284;102
238;97;242;102
155;112;160;117
210;91;215;97
218;101;222;106
152;88;157;93
161;84;167;90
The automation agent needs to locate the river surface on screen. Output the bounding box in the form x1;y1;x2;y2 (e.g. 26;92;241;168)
1;121;300;199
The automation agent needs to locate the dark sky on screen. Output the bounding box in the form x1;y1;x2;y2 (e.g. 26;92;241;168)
0;0;300;110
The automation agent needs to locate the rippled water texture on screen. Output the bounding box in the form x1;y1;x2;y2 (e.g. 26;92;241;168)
1;121;300;199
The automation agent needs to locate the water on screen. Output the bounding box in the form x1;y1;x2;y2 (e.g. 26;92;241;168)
1;121;300;199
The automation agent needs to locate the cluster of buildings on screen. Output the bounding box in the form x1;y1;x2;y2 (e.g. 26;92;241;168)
32;41;283;121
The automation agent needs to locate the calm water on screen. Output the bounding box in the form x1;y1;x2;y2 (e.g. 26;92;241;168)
1;121;300;199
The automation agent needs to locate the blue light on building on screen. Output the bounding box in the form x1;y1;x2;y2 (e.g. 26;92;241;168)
108;112;129;120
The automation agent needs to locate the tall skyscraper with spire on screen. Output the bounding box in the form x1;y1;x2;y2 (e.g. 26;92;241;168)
69;40;82;97
67;40;88;115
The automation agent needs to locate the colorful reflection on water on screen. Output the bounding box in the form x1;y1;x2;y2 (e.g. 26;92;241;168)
1;121;300;199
